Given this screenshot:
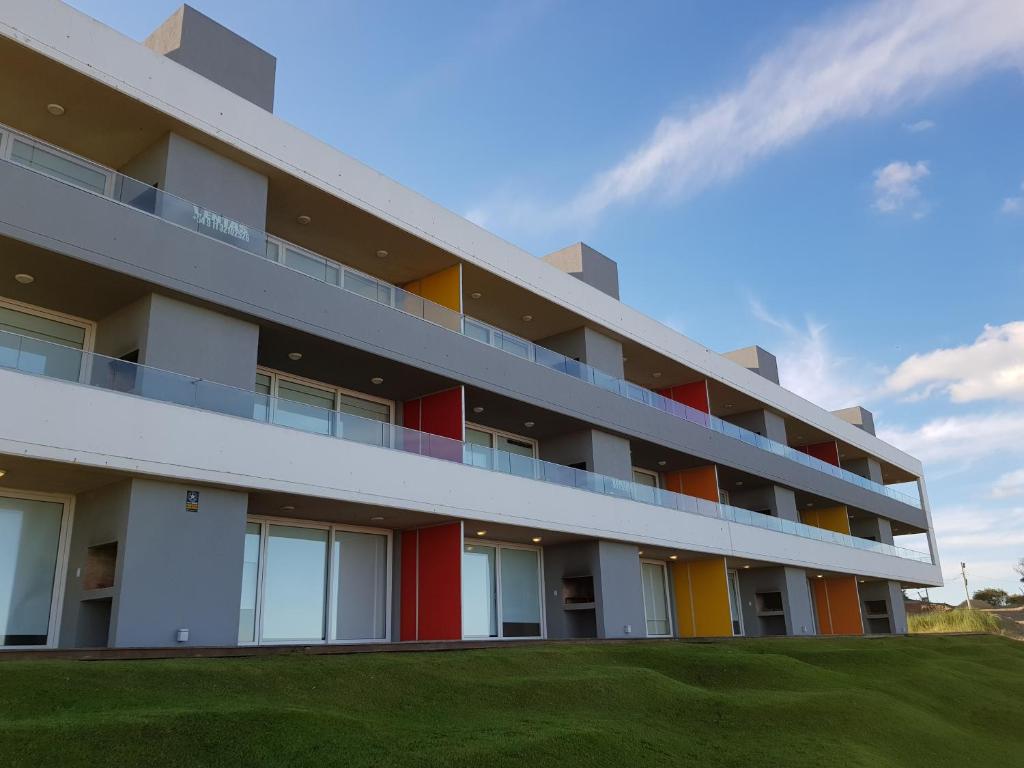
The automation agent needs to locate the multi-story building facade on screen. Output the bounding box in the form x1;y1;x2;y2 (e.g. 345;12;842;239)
0;2;941;652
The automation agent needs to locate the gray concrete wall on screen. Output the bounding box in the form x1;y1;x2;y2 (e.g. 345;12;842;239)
112;478;249;648
538;326;625;379
539;428;633;482
843;456;884;484
0;162;928;531
729;485;799;521
737;566;816;637
723;408;788;444
850;515;894;545
542;540;644;639
858;579;907;634
59;480;133;647
542;243;620;299
145;5;277;112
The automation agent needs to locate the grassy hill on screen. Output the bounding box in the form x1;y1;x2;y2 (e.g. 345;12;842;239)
1;636;1022;767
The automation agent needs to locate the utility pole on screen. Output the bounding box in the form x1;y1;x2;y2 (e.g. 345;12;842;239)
961;562;971;609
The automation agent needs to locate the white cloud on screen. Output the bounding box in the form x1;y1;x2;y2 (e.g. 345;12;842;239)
1001;181;1024;214
904;119;936;132
884;321;1024;402
878;411;1024;464
872;160;930;215
475;0;1024;231
749;300;877;410
992;468;1024;499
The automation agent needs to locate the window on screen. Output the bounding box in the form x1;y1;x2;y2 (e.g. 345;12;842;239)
462;541;543;639
9;138;109;195
728;570;745;636
241;519;391;645
641;560;671;637
632;468;660;488
0;492;70;648
0;298;93;382
256;368;393;444
464;423;537;478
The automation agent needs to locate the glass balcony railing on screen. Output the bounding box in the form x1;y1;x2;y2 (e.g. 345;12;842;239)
0;123;921;509
0;330;933;565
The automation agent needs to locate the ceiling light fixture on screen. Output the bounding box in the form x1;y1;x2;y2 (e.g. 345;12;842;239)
805;503;813;508
531;536;542;543
725;403;735;408
652;372;662;378
370;377;384;385
14;273;34;285
472;406;484;414
280;505;296;512
296;214;311;225
638;550;644;556
816;574;824;579
521;314;533;322
375;249;388;258
46;103;65;116
657;460;667;467
0;469;6;479
735;481;743;486
523;421;535;428
476;530;487;537
669;555;678;560
287;352;303;361
743;565;750;569
371;516;385;522
470;291;482;299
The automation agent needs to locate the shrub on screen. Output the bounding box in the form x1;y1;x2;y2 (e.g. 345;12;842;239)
909;609;1003;634
973;588;1009;607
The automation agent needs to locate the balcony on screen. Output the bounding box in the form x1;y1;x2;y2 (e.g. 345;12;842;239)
0;122;921;510
0;329;932;565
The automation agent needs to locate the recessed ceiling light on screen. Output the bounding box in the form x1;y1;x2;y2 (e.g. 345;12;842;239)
46;103;65;116
816;574;824;579
288;352;302;361
376;249;388;259
858;579;866;583
743;565;750;569
735;481;743;486
476;530;487;536
470;291;482;299
472;406;484;414
797;435;804;440
14;273;34;284
657;460;667;467
370;377;384;385
638;550;644;556
296;214;311;225
522;314;533;322
0;469;6;479
523;421;535;428
531;536;542;543
725;403;735;408
652;372;662;378
805;503;813;508
371;516;385;522
669;555;678;560
280;505;295;512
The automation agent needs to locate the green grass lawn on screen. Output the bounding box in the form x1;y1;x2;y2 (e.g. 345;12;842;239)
1;636;1022;767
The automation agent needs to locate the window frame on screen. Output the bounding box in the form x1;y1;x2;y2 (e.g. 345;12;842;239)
242;515;393;646
640;558;673;638
256;366;394;425
0;125;114;197
631;467;661;488
461;538;546;641
0;296;96;356
0;488;75;650
464;422;538;458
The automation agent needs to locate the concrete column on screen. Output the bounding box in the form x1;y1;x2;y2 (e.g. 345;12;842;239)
537;325;624;380
61;478;249;648
722;407;788;444
737;566;816;637
539;428;633;482
859;580;908;634
843;456;884;484
730;485;800;522
723;346;780;384
850;515;895;545
542;243;620;299
543;540;646;640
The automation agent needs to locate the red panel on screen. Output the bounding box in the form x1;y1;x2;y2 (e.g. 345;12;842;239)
420;387;464;440
798;441;840;467
403;400;422;432
658;380;709;413
416;523;462;641
399;531;419;641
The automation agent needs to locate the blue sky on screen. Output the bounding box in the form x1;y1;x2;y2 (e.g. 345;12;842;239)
70;0;1024;604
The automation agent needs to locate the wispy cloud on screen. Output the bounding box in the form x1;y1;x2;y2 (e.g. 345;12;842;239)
872;160;930;216
1001;181;1024;214
473;0;1024;232
992;468;1024;499
749;299;879;410
904;119;936;133
884;321;1024;402
878;411;1024;464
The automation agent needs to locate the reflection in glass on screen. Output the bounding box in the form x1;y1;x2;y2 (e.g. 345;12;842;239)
0;496;63;646
238;522;261;643
332;531;387;641
641;561;670;636
261;525;327;642
499;548;541;637
462;544;497;637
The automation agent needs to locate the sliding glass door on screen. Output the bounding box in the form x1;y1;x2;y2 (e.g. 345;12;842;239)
462;541;543;639
0;492;70;648
239;520;391;645
641;560;671;637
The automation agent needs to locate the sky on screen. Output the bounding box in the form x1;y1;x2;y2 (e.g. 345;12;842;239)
68;0;1024;605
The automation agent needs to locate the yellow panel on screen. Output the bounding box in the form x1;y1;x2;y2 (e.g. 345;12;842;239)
672;558;733;638
403;264;462;313
801;506;850;535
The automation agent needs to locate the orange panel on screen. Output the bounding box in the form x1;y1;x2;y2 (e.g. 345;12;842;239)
403;264;462;313
657;380;709;413
672;558;733;638
664;465;720;502
813;576;864;636
797;440;840;467
801;506;851;535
